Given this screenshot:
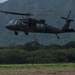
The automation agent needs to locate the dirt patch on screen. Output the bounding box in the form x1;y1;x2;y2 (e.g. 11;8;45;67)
0;69;75;75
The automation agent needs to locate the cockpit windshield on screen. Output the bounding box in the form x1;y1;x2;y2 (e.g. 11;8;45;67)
9;20;15;24
8;20;22;25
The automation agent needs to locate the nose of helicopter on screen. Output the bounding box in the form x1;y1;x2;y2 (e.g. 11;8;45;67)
5;24;10;29
5;24;13;29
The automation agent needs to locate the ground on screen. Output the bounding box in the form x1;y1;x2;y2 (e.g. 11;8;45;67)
0;69;75;75
0;64;75;75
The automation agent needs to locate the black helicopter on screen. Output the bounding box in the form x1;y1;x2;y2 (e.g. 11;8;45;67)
0;10;74;39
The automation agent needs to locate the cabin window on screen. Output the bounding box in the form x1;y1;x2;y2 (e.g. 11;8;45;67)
16;20;22;25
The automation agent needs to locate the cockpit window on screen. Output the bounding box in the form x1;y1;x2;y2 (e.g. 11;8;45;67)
9;20;15;24
16;20;22;25
14;21;17;25
8;20;22;25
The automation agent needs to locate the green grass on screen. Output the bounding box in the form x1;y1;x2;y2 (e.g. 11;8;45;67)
0;63;75;71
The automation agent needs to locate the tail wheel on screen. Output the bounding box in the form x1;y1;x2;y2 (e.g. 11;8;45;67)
15;31;18;35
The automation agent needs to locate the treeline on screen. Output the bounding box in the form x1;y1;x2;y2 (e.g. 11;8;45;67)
3;41;75;51
0;41;75;64
0;49;75;64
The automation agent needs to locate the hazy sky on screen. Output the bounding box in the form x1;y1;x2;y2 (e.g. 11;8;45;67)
0;0;8;3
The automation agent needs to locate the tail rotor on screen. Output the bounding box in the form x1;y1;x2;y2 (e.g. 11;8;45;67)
61;10;74;22
67;10;71;19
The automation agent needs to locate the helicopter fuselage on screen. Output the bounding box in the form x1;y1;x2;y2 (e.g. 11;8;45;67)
4;10;75;39
6;18;61;34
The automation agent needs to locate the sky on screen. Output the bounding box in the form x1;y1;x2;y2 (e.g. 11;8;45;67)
0;0;8;3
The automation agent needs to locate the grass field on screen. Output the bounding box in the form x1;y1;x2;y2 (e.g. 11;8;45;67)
0;63;75;70
0;63;75;75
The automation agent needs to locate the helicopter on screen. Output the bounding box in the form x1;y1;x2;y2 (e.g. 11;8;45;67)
0;10;74;39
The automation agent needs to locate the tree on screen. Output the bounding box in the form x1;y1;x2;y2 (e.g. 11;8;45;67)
63;41;75;49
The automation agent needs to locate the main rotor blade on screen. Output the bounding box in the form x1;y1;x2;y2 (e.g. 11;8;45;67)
67;10;71;18
32;10;52;16
41;10;53;15
0;10;52;16
42;10;52;13
0;10;33;16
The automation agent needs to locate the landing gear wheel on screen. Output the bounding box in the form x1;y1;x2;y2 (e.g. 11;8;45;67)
25;31;28;35
15;32;18;35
